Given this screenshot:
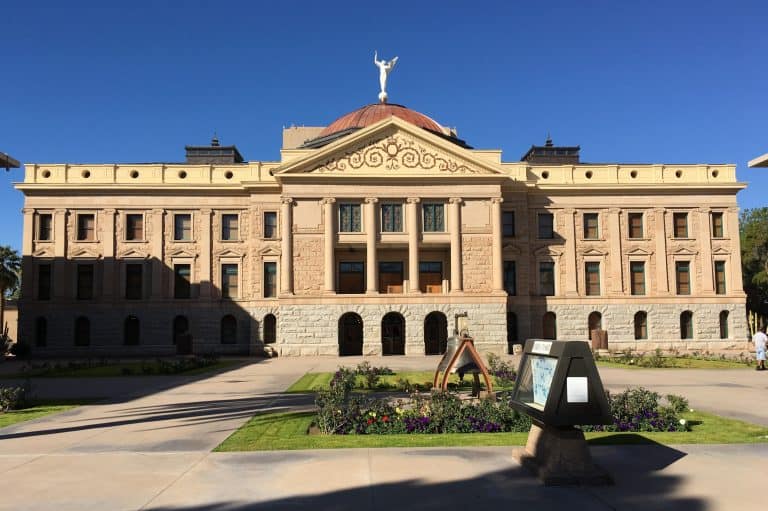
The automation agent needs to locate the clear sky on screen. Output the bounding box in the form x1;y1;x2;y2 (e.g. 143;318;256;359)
1;0;766;251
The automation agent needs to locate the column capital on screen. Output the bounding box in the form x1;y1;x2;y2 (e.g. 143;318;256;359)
489;197;504;204
364;197;379;204
151;208;165;215
280;196;294;205
103;208;116;215
406;197;421;204
54;208;68;215
199;208;213;216
21;208;35;215
697;206;711;214
607;207;621;215
448;197;463;205
320;197;336;205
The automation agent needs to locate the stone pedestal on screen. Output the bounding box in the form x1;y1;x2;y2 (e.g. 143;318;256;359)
513;423;613;486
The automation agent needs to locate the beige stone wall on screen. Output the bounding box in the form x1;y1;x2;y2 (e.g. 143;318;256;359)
461;235;492;292
293;235;323;295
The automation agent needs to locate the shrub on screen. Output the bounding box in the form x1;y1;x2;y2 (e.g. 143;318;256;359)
0;385;28;412
355;361;394;389
584;387;687;433
665;394;690;414
486;353;517;387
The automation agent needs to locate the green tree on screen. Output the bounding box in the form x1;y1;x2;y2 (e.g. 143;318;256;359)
740;208;768;318
0;245;21;335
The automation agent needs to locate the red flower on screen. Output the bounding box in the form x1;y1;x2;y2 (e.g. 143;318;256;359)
382;416;389;422
367;418;373;425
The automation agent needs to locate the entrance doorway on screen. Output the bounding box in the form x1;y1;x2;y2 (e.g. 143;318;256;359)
588;311;602;339
381;312;405;355
424;311;447;355
173;315;192;355
339;312;363;356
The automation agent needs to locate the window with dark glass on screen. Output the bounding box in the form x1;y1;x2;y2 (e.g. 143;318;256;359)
719;310;729;339
506;312;518;349
220;315;237;344
125;263;143;300
221;214;239;241
539;262;555;295
263;314;276;343
628;213;644;239
263;211;278;239
221;264;239;298
37;213;52;241
502;211;515;237
542;312;557;340
715;261;726;295
381;204;403;233
585;262;600;296
74;317;90;346
263;262;277;298
124;316;140;345
379;262;403;294
338;261;365;294
634;311;648;340
503;261;516;296
77;214;95;241
711;212;724;238
419;261;443;293
339;204;362;232
35;317;47;347
583;213;599;239
174;214;192;241
38;264;51;300
676;261;690;295
673;212;688;238
680;311;693;339
77;264;94;300
423;204;445;232
174;264;191;298
538;213;554;239
630;261;645;295
125;214;144;241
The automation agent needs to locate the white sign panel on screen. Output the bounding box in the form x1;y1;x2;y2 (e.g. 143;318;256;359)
531;341;552;355
566;377;589;403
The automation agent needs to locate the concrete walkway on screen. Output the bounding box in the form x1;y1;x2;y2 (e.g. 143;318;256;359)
0;357;766;510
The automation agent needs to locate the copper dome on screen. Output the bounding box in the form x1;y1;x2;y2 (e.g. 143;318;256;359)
318;103;444;137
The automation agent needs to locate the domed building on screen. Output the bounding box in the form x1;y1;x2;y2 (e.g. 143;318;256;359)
14;95;747;356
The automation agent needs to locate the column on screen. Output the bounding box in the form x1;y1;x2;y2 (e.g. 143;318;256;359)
608;208;623;294
150;209;164;299
698;207;714;294
449;197;463;292
491;197;504;292
53;209;68;299
727;207;744;294
564;209;578;296
365;198;379;294
199;209;212;299
102;209;116;298
654;208;669;294
322;198;336;293
407;198;421;293
20;209;34;300
280;197;293;295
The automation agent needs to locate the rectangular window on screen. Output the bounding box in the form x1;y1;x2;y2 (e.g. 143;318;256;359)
583;213;599;239
174;214;192;241
539;262;555;296
77;214;95;241
381;204;403;233
338;261;365;294
673;212;688;238
503;261;516;296
125;263;143;300
502;211;515;237
125;214;144;241
339;204;362;232
77;264;94;300
419;261;443;294
37;213;52;241
174;264;191;299
263;211;278;239
630;261;646;295
221;214;239;241
676;261;691;295
423;204;445;232
538;213;554;239
715;261;726;295
585;262;601;296
379;261;403;293
628;213;644;239
221;264;239;298
263;262;277;298
37;264;51;300
711;212;724;238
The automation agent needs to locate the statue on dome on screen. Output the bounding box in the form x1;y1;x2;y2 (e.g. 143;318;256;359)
374;51;398;103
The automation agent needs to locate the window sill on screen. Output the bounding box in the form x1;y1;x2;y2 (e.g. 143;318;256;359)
124;239;146;243
34;239;54;244
172;239;195;243
260;237;280;242
219;239;241;243
75;239;99;243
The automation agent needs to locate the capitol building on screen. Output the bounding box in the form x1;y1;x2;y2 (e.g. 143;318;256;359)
14;83;747;356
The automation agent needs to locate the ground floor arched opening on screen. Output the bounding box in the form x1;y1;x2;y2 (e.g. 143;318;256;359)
339;312;363;356
173;315;192;355
381;312;405;355
424;311;447;355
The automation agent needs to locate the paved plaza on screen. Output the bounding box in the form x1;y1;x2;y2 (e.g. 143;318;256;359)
0;357;766;510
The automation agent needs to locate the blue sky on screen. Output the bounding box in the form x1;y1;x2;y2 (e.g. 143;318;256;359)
1;0;766;251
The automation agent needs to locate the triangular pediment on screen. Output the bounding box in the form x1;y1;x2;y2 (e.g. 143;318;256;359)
711;246;730;255
71;247;101;259
274;117;506;178
258;246;281;257
33;247;54;258
502;243;522;254
533;246;564;257
118;248;149;259
215;248;244;258
168;248;197;258
673;247;698;256
626;247;653;256
581;248;608;257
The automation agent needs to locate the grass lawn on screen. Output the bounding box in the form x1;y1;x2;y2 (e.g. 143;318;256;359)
0;402;80;429
214;410;768;452
596;358;749;369
0;359;242;378
286;370;513;393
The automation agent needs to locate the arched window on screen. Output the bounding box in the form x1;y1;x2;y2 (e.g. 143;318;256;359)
173;315;191;355
634;311;648;340
719;310;729;339
74;317;90;346
124;316;140;345
263;314;276;344
507;312;518;353
424;312;447;355
221;315;237;344
338;312;363;356
680;311;694;340
542;312;557;340
381;312;405;355
35;317;47;347
588;311;602;339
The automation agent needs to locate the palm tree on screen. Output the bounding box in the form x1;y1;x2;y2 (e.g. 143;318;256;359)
0;246;21;336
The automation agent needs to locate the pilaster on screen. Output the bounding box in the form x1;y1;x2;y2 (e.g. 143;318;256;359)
150;209;164;299
449;197;463;293
199;209;212;299
365;198;379;294
407;197;421;293
608;208;623;294
490;197;504;292
280;197;294;295
654;208;669;294
102;209;116;298
564;208;578;296
322;198;336;293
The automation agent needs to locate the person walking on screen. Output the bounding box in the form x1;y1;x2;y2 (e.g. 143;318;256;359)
754;324;767;371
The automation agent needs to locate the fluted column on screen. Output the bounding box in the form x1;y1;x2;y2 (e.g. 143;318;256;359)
407;197;421;293
102;209;116;298
654;208;669;294
322;198;336;293
564;209;578;296
449;197;463;293
365;198;379;294
199;209;212;299
698;207;714;294
280;197;294;295
150;209;164;299
491;197;504;292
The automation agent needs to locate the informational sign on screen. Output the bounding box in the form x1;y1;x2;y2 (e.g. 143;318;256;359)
531;341;552;355
531;355;557;407
566;377;589;403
